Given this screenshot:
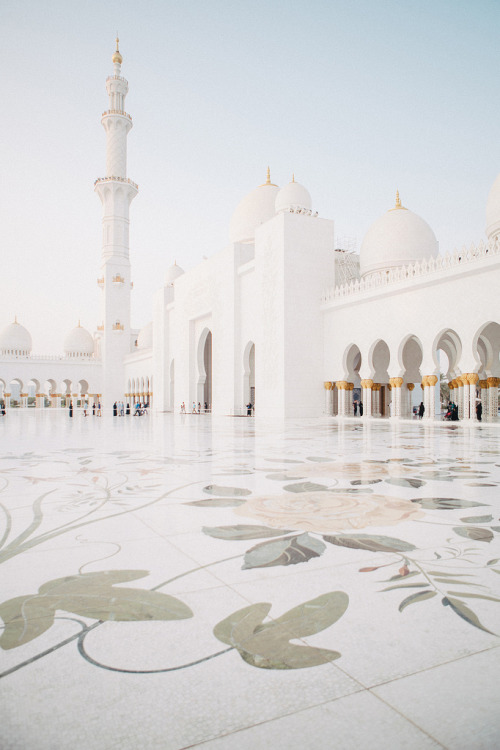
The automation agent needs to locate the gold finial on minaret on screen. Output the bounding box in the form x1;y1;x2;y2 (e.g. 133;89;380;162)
395;190;401;208
112;35;123;65
292;173;295;183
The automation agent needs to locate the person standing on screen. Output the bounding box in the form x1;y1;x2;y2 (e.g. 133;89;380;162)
359;401;363;416
83;399;89;417
92;402;96;416
476;401;482;421
126;403;130;415
113;401;117;416
246;402;252;416
97;402;101;417
69;400;73;418
354;402;358;416
418;402;425;419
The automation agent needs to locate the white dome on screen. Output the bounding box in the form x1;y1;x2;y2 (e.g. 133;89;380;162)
0;319;32;356
137;321;153;350
275;178;312;214
360;194;438;278
229;170;280;244
486;173;500;240
64;324;94;357
164;262;184;286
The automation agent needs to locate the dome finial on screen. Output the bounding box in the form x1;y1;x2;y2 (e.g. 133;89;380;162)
266;166;271;185
395;190;401;209
112;35;123;65
292;173;295;183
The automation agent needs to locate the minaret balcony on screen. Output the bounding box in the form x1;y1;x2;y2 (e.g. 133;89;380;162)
94;176;138;190
106;75;127;83
102;109;132;121
97;276;104;288
112;322;124;332
112;274;125;284
97;324;104;331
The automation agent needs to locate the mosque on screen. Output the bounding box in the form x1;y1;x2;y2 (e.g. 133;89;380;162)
1;41;499;422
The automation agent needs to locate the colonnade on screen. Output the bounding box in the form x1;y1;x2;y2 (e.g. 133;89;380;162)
1;393;102;409
125;390;153;406
324;374;499;422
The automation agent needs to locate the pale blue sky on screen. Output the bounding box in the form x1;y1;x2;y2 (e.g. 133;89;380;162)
1;0;499;352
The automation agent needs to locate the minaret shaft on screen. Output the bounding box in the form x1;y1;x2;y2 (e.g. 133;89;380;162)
95;39;138;405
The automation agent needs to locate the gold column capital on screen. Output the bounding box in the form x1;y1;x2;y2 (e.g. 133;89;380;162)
487;376;500;387
360;379;373;389
479;380;488;389
466;373;479;385
390;377;403;388
458;374;468;386
336;381;348;390
407;383;415;391
427;375;438;387
324;381;332;390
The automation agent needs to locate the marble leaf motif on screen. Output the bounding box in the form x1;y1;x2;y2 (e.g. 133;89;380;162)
0;570;193;650
214;592;348;669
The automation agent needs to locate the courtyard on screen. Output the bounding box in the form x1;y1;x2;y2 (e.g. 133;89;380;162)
0;411;499;749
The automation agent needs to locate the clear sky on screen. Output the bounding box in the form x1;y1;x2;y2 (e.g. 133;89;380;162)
1;0;499;353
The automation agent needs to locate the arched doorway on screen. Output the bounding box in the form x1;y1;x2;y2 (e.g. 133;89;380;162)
369;339;390;416
197;329;212;410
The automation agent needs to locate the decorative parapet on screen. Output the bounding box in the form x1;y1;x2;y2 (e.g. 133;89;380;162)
101;109;132;121
94;176;138;190
112;322;124;331
112;274;124;284
97;276;104;287
97;324;104;331
106;75;127;83
322;238;500;304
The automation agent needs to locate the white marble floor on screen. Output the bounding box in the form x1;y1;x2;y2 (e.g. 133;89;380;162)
0;411;499;749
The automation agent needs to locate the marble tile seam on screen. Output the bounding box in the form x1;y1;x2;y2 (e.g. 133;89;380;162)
348;642;500;692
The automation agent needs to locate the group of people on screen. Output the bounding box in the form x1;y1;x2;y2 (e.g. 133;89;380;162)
443;402;459;421
353;401;364;416
112;401;129;416
180;402;209;414
70;400;102;417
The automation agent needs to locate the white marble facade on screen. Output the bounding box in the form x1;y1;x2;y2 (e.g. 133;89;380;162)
1;42;500;420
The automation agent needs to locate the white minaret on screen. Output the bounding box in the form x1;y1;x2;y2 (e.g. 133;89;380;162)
94;38;138;407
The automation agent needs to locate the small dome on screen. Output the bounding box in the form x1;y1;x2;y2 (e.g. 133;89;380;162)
164;262;185;286
229;168;280;244
0;318;32;356
137;321;153;350
64;323;94;358
360;193;438;278
486;172;500;240
275;177;312;214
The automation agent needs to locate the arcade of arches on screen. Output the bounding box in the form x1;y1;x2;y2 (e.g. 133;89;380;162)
325;325;500;422
0;378;97;409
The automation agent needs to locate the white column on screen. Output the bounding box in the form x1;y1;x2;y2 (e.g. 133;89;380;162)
406;384;415;417
4;393;11;409
360;380;373;418
425;376;437;420
487;378;499;421
468;375;479;422
457;380;464;419
461;376;470;420
324;383;333;415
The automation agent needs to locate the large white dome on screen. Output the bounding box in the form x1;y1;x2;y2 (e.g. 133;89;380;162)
486;173;500;240
0;318;32;356
275;177;312;214
229;169;280;244
164;262;184;286
64;323;94;358
137;321;153;350
360;194;438;278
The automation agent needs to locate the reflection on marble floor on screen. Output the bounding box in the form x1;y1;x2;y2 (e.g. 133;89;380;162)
0;412;499;749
